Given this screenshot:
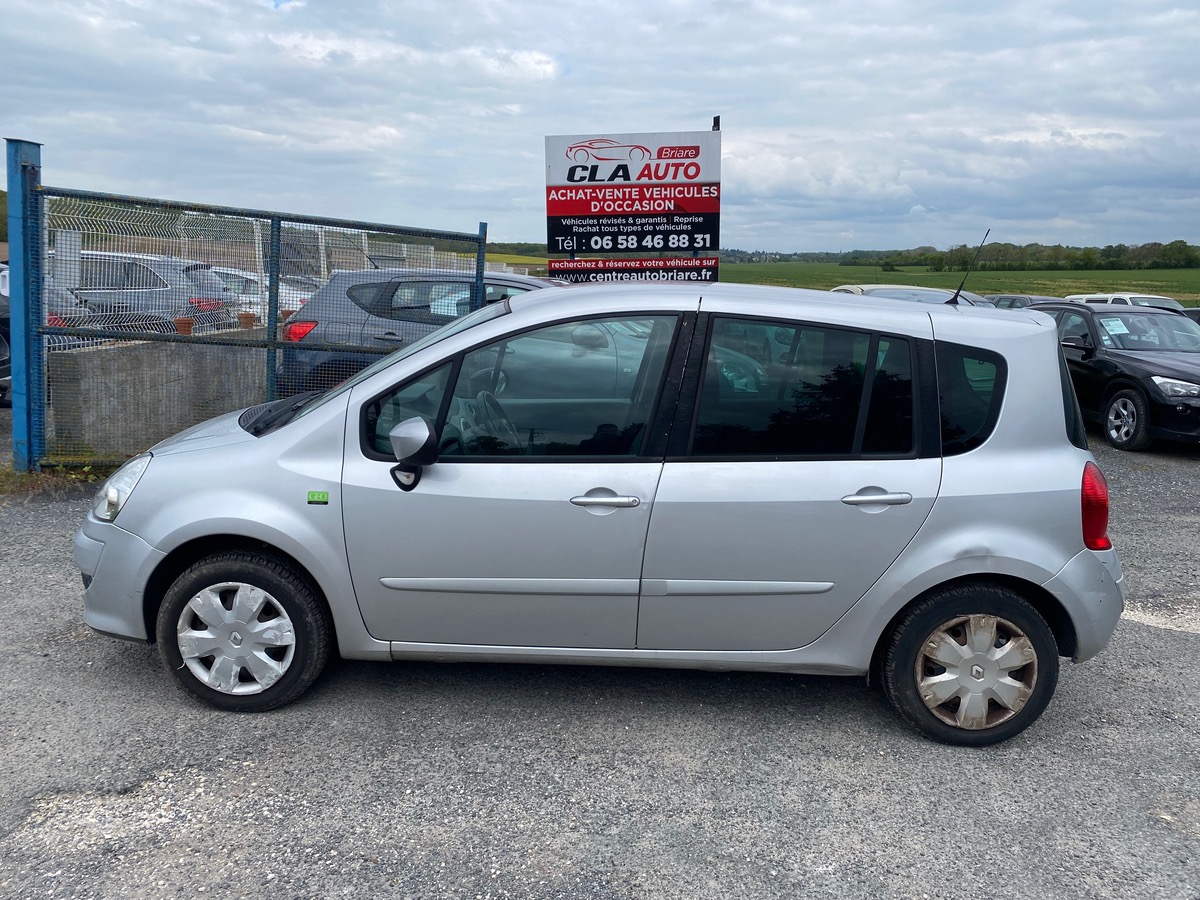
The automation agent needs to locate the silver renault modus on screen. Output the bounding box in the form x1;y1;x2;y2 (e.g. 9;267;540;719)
75;283;1125;745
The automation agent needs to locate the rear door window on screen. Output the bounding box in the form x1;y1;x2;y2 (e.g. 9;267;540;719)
689;317;915;458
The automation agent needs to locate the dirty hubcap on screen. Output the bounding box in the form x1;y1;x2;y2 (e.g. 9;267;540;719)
916;614;1038;730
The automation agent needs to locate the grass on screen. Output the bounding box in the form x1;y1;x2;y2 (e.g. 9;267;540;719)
713;263;1200;304
488;253;1200;304
489;253;554;267
0;463;108;498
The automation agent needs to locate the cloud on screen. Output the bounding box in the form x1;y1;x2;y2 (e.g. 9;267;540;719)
2;0;1198;250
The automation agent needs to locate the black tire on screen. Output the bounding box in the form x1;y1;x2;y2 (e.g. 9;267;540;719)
881;584;1059;746
1104;388;1153;451
156;550;332;712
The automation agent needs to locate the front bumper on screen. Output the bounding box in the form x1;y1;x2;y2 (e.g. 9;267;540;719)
75;516;166;642
1150;396;1200;443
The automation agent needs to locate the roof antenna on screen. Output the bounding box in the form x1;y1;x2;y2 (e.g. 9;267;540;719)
948;228;990;305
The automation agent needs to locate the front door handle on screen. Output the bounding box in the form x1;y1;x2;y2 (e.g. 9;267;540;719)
841;491;912;506
570;495;641;509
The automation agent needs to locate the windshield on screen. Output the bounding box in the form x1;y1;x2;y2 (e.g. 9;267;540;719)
864;287;957;305
1094;312;1200;352
289;301;511;423
1129;296;1184;310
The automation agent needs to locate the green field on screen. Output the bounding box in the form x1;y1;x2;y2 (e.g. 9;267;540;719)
717;263;1200;305
487;253;1200;305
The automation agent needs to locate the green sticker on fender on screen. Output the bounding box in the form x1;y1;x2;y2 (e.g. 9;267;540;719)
307;491;330;505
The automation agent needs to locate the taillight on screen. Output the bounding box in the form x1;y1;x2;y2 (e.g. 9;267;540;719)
1082;461;1112;551
188;298;225;312
283;321;317;342
47;314;66;327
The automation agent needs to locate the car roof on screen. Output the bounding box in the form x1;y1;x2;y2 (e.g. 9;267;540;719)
832;283;989;306
1032;300;1184;316
325;267;549;285
504;282;1048;340
986;294;1063;301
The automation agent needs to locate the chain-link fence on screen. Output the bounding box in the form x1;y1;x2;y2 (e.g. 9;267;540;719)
8;161;488;468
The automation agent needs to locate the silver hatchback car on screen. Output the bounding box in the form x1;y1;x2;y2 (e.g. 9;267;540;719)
76;283;1125;745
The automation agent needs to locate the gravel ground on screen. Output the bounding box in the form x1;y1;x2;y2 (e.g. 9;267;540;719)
0;413;1197;899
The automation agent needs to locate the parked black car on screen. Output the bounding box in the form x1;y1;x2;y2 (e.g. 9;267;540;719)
1030;301;1200;450
276;268;557;395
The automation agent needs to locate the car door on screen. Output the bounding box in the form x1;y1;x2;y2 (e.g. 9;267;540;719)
637;313;941;651
340;312;683;648
360;279;452;350
1054;308;1109;416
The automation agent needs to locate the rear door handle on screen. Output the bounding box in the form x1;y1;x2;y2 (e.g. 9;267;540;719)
841;491;912;506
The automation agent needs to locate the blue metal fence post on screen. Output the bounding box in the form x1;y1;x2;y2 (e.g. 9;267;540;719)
473;222;488;310
6;138;42;471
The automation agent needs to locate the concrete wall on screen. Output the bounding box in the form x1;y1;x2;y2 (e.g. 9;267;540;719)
47;332;268;461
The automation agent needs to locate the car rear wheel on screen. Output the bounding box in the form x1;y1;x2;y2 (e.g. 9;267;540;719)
1104;388;1153;451
881;584;1059;746
156;550;332;712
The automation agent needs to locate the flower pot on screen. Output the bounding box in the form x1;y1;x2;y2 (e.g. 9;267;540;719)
173;317;195;336
237;311;257;329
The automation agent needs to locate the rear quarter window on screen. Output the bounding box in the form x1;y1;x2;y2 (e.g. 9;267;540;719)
936;343;1006;455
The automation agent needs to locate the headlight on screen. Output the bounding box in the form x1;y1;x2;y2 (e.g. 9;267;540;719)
721;361;761;393
92;453;151;522
1151;376;1200;398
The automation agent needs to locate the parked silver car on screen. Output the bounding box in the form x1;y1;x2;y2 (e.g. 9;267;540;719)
832;283;993;306
64;251;237;332
75;283;1125;745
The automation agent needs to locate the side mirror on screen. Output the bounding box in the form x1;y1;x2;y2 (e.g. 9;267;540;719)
571;324;610;351
388;416;439;491
1060;335;1091;350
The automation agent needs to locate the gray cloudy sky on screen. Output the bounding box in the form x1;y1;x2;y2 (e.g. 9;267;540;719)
3;0;1199;251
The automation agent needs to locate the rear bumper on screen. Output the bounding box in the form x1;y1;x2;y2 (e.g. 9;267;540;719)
1042;547;1125;662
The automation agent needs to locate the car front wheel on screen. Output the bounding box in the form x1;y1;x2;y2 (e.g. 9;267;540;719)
1104;388;1153;451
881;584;1059;746
156;551;332;712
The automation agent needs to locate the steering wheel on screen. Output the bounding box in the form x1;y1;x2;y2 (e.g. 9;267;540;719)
476;391;523;452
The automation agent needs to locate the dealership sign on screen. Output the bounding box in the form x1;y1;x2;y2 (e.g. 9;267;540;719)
547;255;719;284
545;131;721;256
